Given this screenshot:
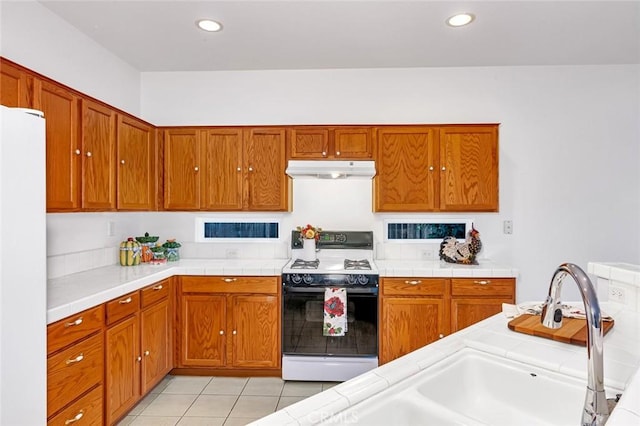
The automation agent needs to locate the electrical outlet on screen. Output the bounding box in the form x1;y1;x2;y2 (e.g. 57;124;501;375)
420;248;435;260
609;286;626;303
225;248;238;259
503;220;513;234
107;221;115;237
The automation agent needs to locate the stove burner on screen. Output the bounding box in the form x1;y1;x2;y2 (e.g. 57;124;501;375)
290;259;320;269
344;259;372;270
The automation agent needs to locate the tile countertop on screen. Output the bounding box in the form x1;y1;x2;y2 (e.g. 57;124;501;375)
47;258;289;324
47;258;518;324
252;300;640;426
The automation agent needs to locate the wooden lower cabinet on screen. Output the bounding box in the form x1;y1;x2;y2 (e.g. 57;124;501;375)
379;278;449;364
380;277;515;364
105;279;173;425
105;314;140;424
178;276;280;371
450;278;515;333
46;306;105;424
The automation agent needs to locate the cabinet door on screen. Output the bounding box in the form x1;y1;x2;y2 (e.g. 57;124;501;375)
374;126;439;212
117;115;156;210
180;295;226;367
36;80;81;211
105;314;140;425
244;128;289;211
201;128;244;210
289;127;330;159
81;99;117;210
0;60;32;107
230;294;280;368
439;125;498;211
379;297;445;364
451;298;506;332
164;128;200;210
141;298;172;394
334;127;373;159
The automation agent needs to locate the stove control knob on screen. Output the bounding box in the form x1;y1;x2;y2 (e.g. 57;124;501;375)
290;274;302;284
346;275;357;285
357;275;369;285
302;274;314;284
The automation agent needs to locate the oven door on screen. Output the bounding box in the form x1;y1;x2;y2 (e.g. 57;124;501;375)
282;285;378;357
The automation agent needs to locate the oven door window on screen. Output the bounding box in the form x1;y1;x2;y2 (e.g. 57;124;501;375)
282;288;378;357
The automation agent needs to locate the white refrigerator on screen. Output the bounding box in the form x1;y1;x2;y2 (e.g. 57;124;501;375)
0;105;47;424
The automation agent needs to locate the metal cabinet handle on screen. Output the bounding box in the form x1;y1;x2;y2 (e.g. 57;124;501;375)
237;167;241;171
441;166;446;171
119;297;132;304
144;350;150;356
74;149;81;155
405;280;422;285
194;166;199;171
86;151;92;158
66;353;84;365
232;330;237;335
219;330;224;335
120;160;125;165
64;410;84;425
439;334;445;339
336;151;341;156
248;167;254;172
64;317;83;328
153;284;163;291
222;278;237;283
322;151;327;157
473;280;491;285
136;356;142;362
429;166;434;171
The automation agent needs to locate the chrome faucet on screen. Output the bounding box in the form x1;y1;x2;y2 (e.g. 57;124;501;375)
541;263;609;426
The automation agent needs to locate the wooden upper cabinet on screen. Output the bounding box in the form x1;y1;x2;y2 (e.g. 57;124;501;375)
439;125;499;212
244;128;289;211
35;79;82;211
374;126;439;211
333;127;374;159
81;99;117;210
288;126;373;159
201;128;244;210
0;59;32;107
289;127;330;158
163;128;200;210
117;115;157;210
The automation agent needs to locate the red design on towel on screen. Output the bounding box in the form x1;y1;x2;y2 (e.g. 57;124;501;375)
324;296;345;317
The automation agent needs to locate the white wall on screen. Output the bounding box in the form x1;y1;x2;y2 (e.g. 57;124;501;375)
0;0;141;114
140;65;640;302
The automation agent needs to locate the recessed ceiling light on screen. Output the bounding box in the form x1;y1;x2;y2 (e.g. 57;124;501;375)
196;19;222;32
446;13;475;27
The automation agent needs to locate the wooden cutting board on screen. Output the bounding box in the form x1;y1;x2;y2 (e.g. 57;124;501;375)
507;314;614;346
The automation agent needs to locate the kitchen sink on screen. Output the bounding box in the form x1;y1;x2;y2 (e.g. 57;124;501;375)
321;348;621;425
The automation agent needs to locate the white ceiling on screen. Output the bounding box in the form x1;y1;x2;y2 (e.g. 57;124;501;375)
39;0;640;72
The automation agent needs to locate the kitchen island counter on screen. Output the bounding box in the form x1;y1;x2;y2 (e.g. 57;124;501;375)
252;298;640;425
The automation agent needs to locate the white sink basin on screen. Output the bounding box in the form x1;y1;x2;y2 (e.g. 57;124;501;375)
323;348;621;425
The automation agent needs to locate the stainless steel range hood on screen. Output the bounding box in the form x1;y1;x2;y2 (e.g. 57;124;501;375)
285;160;376;179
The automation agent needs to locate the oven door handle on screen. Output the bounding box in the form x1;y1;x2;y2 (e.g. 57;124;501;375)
283;286;378;295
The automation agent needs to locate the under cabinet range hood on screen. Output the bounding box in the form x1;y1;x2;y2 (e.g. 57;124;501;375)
285;160;376;179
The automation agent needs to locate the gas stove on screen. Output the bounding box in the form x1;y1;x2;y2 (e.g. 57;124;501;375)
282;230;378;288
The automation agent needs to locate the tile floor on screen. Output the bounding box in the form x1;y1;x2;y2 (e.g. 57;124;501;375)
117;375;338;426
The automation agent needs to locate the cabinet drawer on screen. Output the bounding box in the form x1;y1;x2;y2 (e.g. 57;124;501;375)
181;276;279;294
382;278;447;296
47;305;104;355
47;333;103;418
451;278;515;297
48;384;103;426
141;279;171;308
106;291;140;325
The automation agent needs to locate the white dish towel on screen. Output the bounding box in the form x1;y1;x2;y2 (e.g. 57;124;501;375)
324;287;347;336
